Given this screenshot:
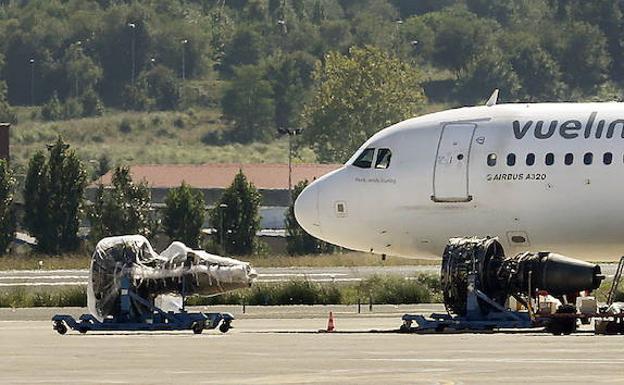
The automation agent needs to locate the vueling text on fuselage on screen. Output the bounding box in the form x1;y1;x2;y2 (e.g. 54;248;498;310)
512;112;624;139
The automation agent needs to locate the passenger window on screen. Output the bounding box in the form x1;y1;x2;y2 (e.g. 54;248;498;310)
487;153;497;167
353;148;375;168
507;153;516;166
564;153;573;165
604;152;613;165
375;148;392;169
584;152;593;165
526;153;535;166
545;153;555;166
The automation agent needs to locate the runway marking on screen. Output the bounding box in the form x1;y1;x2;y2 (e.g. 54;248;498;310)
0;269;89;275
354;358;624;364
257;273;348;277
0;282;87;287
258;278;362;283
0;275;88;280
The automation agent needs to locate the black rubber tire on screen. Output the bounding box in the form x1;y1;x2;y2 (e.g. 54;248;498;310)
78;326;88;334
219;322;231;334
55;322;67;335
399;324;411;333
192;322;205;334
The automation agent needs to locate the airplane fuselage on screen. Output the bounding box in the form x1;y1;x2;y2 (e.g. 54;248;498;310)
294;102;624;261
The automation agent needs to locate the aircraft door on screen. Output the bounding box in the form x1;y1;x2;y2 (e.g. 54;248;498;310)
432;123;476;202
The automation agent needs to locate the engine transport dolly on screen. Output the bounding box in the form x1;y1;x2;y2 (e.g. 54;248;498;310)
400;237;605;334
52;277;234;335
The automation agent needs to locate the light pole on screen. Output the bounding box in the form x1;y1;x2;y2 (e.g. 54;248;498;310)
29;58;35;105
128;23;136;84
277;19;287;34
219;203;228;256
74;41;82;97
394;19;403;57
181;39;188;81
277;127;304;203
277;19;287;50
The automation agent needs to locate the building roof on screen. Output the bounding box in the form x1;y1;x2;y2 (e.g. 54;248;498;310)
98;163;342;190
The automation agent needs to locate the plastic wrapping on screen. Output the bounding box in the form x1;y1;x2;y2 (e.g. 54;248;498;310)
87;235;257;321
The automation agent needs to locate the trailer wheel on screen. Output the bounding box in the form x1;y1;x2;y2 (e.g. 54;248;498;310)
219;321;231;334
192;322;205;334
54;322;67;335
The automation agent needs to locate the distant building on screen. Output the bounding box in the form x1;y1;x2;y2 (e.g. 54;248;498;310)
89;163;341;229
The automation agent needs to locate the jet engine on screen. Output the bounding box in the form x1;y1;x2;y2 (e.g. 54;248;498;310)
87;235;257;321
442;237;605;316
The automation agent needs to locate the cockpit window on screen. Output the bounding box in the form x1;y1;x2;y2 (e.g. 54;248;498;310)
353;148;375;168
375;148;392;169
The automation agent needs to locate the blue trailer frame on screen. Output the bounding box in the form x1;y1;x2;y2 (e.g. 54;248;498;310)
400;273;535;333
52;277;234;335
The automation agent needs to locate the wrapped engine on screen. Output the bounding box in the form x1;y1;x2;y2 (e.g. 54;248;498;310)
87;235;257;321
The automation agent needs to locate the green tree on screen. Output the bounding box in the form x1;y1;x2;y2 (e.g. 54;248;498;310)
302;46;425;162
219;26;264;76
163;182;205;248
286;180;334;255
265;52;308;130
80;87;105;117
0;159;15;255
0;81;16;124
423;7;500;76
123;65;181;111
209;170;261;256
456;47;521;103
24;137;87;253
87;166;153;241
41;92;63;121
63;41;103;98
221;64;275;143
509;43;565;101
141;65;181;110
558;22;611;92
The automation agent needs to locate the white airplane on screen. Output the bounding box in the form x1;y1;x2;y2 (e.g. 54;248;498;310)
294;91;624;261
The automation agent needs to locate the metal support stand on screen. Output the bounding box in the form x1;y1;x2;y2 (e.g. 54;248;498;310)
52;277;233;335
401;272;532;333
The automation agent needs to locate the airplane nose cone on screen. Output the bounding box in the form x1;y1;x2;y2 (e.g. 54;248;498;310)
294;182;321;238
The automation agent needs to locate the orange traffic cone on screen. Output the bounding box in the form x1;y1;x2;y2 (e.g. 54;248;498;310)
327;311;335;332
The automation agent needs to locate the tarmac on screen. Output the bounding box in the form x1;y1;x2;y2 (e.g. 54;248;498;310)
1;305;624;384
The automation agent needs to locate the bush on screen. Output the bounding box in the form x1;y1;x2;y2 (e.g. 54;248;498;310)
119;118;133;133
188;274;439;306
63;97;83;119
41;92;63;121
0;287;86;308
80;88;104;117
173;115;187;128
359;275;432;304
